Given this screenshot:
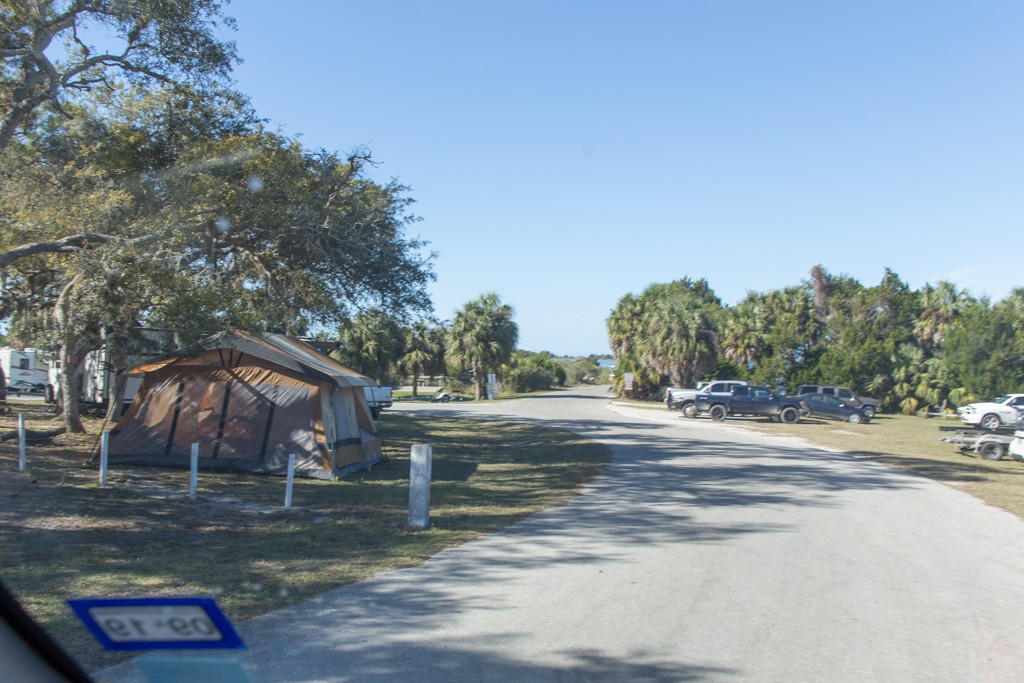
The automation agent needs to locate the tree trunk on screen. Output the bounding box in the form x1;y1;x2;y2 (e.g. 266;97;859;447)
60;344;84;433
104;372;128;424
473;363;484;401
411;371;419;397
102;347;129;424
810;264;828;324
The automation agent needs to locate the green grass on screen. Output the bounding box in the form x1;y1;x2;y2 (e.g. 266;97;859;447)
0;404;610;671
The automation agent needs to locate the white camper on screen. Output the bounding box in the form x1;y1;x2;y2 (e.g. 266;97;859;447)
1;348;50;392
48;329;172;406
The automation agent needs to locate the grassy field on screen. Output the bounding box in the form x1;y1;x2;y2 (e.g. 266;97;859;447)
0;402;610;671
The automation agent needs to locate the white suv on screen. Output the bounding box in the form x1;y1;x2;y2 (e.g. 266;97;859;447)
957;394;1024;430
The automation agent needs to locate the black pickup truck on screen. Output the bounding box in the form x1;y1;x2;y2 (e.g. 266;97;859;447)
695;385;808;424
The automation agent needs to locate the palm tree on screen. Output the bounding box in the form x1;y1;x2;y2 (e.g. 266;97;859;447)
607;293;642;360
742;285;816;388
721;294;766;369
1000;288;1024;328
336;309;401;382
635;289;718;388
398;322;445;397
606;280;721;394
446;293;518;400
915;281;971;350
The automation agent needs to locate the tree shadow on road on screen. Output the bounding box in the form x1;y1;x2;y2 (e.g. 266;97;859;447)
226;601;741;683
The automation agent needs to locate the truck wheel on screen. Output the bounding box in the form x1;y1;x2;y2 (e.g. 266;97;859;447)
709;405;727;421
682;402;697;418
780;407;799;424
862;405;876;419
980;414;1001;430
979;441;1005;460
847;412;862;424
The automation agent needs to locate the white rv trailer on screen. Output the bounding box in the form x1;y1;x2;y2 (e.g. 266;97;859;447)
48;329;172;406
0;348;50;391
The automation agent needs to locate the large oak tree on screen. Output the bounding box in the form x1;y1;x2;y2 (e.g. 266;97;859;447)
1;0;236;154
1;83;435;429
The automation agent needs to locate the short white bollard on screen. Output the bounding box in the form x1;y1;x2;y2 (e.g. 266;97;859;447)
18;413;26;473
189;443;199;501
99;431;109;488
284;453;297;510
407;444;433;530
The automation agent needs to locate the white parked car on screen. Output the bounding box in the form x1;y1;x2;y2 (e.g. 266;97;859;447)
957;394;1024;430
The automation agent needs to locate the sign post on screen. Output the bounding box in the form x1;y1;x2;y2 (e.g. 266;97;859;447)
18;413;26;472
408;444;432;529
99;431;109;488
284;453;296;510
189;443;199;501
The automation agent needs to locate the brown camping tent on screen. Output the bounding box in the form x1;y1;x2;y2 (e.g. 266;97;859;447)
105;332;383;479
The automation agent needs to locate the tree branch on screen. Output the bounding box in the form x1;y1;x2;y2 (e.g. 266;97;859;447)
0;215;221;269
0;234;120;268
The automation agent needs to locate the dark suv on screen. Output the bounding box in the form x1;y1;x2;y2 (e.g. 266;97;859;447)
795;385;880;418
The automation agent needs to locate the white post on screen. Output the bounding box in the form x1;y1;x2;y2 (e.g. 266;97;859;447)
18;413;26;473
99;431;109;488
407;444;432;529
284;453;296;510
189;443;199;501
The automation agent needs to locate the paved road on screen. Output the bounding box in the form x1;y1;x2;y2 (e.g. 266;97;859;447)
101;386;1024;682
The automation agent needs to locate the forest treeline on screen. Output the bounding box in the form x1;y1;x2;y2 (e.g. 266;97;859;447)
606;265;1024;412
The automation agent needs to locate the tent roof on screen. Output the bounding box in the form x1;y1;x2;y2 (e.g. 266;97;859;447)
126;332;378;388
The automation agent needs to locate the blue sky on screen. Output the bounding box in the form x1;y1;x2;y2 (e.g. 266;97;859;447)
225;1;1024;356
